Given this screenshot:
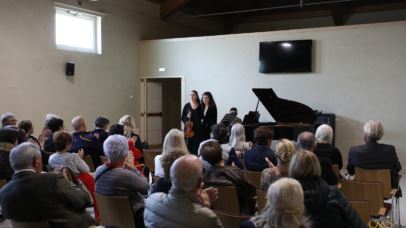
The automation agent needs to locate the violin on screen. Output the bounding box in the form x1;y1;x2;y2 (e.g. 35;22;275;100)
184;120;194;138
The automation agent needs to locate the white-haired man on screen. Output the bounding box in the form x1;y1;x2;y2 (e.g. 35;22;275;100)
347;120;402;188
144;154;223;228
95;134;149;227
0;142;95;227
1;112;17;128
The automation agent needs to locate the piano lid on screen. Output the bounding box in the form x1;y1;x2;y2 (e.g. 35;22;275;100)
252;88;316;124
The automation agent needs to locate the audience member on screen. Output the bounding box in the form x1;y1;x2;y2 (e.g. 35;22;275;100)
315;124;343;169
200;140;256;215
1;113;17;127
244;126;277;171
144;154;223;228
95;135;148;227
261;139;296;191
297;132;338;185
39;113;60;144
347;120;402;188
119;114;143;150
109;123;143;171
289;150;365;228
201;91;218;141
0;142;95;227
242;178;310;228
154;129;188;178
0;128;19;181
91;116;110;145
43;117;64;152
69;116;103;168
222;123;252;167
18;120;41;148
211;123;228;144
150;147;189;194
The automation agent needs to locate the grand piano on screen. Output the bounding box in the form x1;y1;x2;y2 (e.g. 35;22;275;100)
243;88;317;141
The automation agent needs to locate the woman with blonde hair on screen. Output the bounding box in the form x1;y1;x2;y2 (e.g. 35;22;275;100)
260;139;295;191
154;129;188;179
242;177;310;228
289;151;365;228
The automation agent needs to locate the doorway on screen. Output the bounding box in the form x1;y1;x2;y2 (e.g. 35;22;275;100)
140;76;184;148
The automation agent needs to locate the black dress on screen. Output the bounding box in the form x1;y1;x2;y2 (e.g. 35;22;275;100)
181;103;203;155
201;105;217;141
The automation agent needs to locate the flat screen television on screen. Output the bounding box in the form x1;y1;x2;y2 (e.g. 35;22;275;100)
259;39;312;73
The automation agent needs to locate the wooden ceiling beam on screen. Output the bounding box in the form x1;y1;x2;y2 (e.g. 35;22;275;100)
160;0;191;19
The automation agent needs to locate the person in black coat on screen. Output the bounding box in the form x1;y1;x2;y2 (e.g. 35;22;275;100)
289;150;365;228
315;124;343;169
181;90;203;154
91;116;110;145
201;91;217;141
297;131;338;185
347;120;402;188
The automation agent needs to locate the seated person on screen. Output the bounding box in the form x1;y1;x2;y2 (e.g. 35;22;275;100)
69;116;103;168
91;116;110;145
18;120;41;149
43;117;64;152
297;132;338;185
200;140;256;215
348;120;402;188
241;178;310;228
221;107;242;126
222;123;252;164
289;150;365;228
315;124;343;169
0;128;19;181
1;112;17;127
144;155;223;228
244;126;277;171
0;142;95;227
95;135;149;228
261;139;296;191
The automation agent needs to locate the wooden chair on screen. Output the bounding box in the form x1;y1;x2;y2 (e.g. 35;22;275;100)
340;179;386;217
143;149;162;173
348;200;371;225
211;186;240;214
10;220;50;228
215;210;250;228
332;164;340;181
256;189;267;212
95;193;136;228
241;170;261;189
83;154;95;172
354;167;396;198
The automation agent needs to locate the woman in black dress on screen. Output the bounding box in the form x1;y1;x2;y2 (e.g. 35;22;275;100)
201;91;217;141
181;90;203;154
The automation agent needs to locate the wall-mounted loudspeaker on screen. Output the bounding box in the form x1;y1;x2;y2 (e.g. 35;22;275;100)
66;62;75;76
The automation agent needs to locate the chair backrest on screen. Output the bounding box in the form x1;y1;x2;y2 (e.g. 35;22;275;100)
211;186;240;214
341;179;384;216
241;170;261;189
256;189;267;212
332;164;340;181
11;220;50;228
83;154;95;172
215;210;250;228
143;149;161;173
95;193;136;228
348;200;371;225
355;167;392;198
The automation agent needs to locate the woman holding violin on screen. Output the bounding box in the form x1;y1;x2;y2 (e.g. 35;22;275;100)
181;90;203;155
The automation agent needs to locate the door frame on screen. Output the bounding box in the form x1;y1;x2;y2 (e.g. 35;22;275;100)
140;75;186;143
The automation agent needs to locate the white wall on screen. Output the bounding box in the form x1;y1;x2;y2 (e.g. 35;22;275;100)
139;21;406;167
0;0;221;133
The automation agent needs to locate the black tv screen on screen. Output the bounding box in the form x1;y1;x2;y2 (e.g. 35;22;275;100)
259;39;312;73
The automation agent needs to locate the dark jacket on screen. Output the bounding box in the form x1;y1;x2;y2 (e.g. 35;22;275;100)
0;171;94;227
0;142;14;181
318;156;339;185
203;165;256;215
201;105;217;141
315;143;343;169
244;145;277;172
91;128;109;145
348;140;402;188
69;131;103;167
300;177;366;228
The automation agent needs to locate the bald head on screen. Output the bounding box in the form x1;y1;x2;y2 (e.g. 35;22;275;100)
170;154;202;192
72;116;86;132
297;131;316;152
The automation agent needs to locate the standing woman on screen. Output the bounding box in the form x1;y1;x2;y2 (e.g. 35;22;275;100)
201;91;217;141
181;90;203;155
